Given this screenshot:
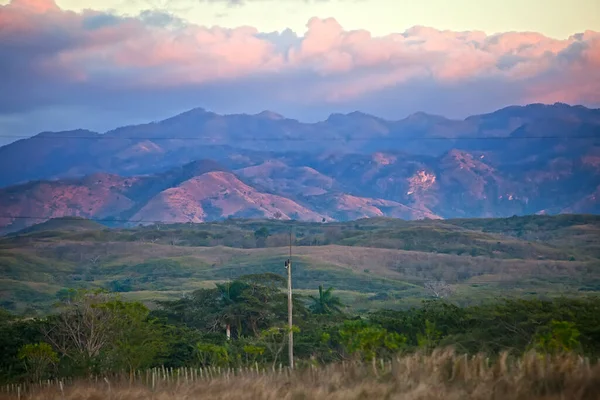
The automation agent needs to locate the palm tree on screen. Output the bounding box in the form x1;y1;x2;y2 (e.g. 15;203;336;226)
216;281;248;340
309;285;344;315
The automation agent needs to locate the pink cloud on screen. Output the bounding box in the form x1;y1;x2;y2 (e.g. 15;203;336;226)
300;17;344;56
10;0;58;13
524;35;600;105
581;36;600;67
0;0;599;118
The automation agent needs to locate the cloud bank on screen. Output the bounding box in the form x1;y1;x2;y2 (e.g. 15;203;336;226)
0;0;599;136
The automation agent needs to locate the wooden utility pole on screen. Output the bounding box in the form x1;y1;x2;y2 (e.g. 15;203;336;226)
285;229;294;369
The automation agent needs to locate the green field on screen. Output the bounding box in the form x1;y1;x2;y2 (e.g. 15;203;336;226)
1;214;599;313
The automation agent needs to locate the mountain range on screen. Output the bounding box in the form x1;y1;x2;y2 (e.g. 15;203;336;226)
0;102;599;233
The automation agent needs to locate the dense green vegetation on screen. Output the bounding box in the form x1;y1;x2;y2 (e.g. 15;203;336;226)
1;281;600;385
1;214;599;313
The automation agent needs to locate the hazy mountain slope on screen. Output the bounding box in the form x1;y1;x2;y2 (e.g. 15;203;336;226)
1;103;598;188
0;130;104;187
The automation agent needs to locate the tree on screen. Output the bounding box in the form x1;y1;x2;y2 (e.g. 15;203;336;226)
338;320;406;361
533;320;581;354
18;342;58;382
43;290;164;375
216;280;248;339
195;343;229;367
254;227;270;247
156;288;222;332
42;290;119;370
107;279;133;293
309;286;344;315
424;280;454;299
260;326;299;369
239;273;285;288
416;320;442;352
213;274;298;339
158;275;296;341
0;310;44;383
242;344;265;365
101;301;166;380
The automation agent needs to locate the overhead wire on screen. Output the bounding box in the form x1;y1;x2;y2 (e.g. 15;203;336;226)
0;134;598;141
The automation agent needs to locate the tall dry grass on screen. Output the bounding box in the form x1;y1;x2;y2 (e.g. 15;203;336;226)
2;349;600;400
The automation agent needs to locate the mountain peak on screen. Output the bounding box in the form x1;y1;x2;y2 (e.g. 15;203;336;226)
347;111;375;118
168;107;211;119
185;106;208;114
158;107;217;126
403;111;447;122
325;112;346;122
325;111;378;123
255;110;285;120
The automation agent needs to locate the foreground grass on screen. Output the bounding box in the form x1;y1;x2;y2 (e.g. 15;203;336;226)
3;350;600;399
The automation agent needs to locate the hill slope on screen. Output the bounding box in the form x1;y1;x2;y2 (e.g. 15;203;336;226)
0;163;332;232
1;215;599;313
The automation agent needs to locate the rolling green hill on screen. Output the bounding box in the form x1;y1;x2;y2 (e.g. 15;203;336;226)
1;214;599;313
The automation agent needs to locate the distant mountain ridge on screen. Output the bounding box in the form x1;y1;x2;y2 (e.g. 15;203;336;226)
0;102;599;232
2;102;598;187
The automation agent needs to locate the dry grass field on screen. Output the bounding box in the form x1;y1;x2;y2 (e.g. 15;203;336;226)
3;350;600;400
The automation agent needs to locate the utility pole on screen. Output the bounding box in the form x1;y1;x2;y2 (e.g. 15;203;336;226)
285;229;294;369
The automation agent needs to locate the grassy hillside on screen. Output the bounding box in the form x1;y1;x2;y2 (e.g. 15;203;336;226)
1;215;599;313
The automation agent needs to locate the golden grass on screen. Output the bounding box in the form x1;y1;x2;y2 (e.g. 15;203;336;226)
4;349;600;400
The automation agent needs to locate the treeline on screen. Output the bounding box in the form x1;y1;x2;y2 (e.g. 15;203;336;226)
1;273;599;384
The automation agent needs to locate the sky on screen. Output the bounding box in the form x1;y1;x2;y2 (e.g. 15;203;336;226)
50;0;600;40
0;0;599;144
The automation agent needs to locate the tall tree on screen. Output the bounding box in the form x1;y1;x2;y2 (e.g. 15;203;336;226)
158;274;301;340
42;290;119;370
309;286;344;315
101;301;166;381
42;290;164;375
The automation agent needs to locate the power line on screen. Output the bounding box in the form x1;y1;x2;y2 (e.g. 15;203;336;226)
0;134;598;142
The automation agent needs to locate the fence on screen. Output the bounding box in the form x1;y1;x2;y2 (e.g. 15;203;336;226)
1;350;598;400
